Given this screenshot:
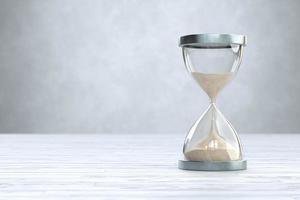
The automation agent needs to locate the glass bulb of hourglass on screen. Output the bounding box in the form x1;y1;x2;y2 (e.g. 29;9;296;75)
179;34;247;169
183;104;241;161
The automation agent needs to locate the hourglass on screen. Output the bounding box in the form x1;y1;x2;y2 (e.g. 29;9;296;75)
178;34;247;171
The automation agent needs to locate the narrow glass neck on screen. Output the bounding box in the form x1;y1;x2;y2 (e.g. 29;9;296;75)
210;97;217;104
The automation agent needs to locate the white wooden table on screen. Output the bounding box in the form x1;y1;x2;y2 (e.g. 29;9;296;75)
0;134;299;200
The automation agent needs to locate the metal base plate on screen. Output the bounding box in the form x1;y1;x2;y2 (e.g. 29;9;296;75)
178;160;247;171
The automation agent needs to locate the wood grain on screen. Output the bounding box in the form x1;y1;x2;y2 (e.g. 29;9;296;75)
0;134;299;199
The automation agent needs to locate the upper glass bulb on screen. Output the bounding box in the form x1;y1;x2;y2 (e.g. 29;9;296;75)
181;34;246;102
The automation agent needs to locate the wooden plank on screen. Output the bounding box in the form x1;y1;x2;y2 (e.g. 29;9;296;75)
0;134;299;199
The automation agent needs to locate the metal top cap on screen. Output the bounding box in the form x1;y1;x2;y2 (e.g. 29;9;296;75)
179;33;247;48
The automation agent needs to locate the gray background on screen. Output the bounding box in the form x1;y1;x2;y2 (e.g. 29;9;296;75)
0;0;299;133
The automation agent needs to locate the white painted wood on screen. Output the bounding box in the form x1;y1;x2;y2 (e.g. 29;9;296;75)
0;134;299;200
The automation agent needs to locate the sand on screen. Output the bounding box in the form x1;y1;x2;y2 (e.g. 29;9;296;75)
191;72;233;102
184;130;240;161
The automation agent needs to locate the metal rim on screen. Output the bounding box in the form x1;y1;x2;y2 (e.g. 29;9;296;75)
179;33;247;48
178;160;247;171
